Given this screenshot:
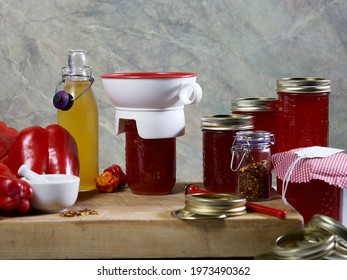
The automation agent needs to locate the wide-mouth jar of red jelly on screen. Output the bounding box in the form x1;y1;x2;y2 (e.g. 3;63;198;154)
201;114;254;194
276;77;331;152
231;97;278;154
124;120;176;195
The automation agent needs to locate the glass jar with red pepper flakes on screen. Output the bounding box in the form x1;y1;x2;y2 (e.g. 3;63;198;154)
231;130;274;201
124;120;176;195
276;77;331;152
201;114;254;194
231;97;278;154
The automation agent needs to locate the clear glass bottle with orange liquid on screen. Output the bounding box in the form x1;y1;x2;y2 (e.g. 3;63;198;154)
54;50;99;191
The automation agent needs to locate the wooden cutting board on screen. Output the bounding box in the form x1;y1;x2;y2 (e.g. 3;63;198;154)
0;183;303;259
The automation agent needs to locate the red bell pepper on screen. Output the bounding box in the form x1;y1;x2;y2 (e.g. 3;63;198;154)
0;121;18;160
0;163;33;213
7;124;79;176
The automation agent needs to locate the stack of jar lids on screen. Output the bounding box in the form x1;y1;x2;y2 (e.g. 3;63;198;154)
308;214;347;260
171;193;246;220
271;227;335;260
256;214;347;259
185;193;246;216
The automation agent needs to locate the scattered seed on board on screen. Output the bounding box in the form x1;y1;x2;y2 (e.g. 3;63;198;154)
59;208;99;217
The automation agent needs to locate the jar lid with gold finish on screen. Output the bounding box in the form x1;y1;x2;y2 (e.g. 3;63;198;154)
271;227;335;260
184;193;247;216
307;214;347;242
171;193;247;220
201;114;254;131
256;214;347;260
277;77;331;93
231;97;278;112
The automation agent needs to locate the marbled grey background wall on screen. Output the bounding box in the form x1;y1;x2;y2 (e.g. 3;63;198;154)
0;0;346;222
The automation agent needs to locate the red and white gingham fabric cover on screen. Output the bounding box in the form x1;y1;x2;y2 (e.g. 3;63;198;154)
272;148;347;189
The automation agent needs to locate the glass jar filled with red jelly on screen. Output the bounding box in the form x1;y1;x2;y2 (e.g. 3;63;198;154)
277;178;343;224
275;78;342;223
231;97;278;154
124;120;176;195
276;77;331;152
201;114;254;194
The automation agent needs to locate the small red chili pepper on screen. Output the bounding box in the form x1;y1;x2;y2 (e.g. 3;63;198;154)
94;171;120;193
104;164;127;187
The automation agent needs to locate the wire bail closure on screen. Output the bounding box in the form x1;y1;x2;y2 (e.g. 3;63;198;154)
55;65;94;102
53;65;94;111
230;135;251;172
230;132;274;172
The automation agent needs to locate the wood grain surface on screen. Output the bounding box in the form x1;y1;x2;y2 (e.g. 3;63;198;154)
0;183;303;259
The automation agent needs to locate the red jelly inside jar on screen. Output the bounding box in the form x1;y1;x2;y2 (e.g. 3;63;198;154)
124;120;176;195
276;78;331;152
275;78;339;223
277;179;343;224
201;115;254;194
231;97;278;154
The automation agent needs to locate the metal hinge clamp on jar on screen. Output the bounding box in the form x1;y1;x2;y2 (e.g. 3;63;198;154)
231;130;274;201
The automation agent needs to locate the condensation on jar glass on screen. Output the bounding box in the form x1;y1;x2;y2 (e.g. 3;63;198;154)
276;77;331;152
201;114;254;194
231;130;274;201
231;97;278;154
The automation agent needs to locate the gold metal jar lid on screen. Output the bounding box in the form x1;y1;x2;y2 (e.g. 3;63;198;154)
171;209;228;220
324;241;347;260
307;214;347;244
185;193;246;216
201;114;254;131
171;193;247;220
185;193;246;207
277;77;331;93
231;97;278;112
271;227;335;260
184;204;246;216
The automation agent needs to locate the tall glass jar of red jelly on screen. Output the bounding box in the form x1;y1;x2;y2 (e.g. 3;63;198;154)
276;77;331;152
201;115;254;194
231;97;278;154
275;78;342;223
124;120;176;195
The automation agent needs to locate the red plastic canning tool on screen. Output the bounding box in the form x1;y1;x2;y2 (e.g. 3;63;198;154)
184;184;287;219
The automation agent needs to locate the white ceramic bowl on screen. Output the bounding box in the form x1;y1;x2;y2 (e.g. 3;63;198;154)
24;174;80;213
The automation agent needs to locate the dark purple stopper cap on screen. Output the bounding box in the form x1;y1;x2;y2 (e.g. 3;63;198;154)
53;91;73;111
